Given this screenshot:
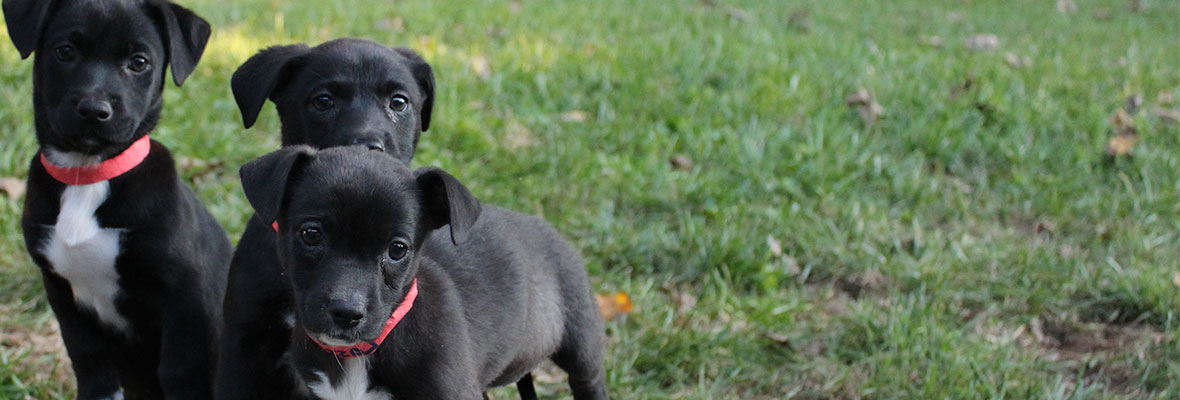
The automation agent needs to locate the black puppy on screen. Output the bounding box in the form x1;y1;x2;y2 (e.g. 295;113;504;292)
2;0;229;398
239;146;608;400
217;39;435;399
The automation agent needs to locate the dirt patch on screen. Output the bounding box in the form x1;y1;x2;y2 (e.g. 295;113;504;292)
1029;314;1166;394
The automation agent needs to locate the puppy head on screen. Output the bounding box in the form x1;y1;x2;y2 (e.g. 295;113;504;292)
2;0;210;156
231;38;434;163
240;146;479;346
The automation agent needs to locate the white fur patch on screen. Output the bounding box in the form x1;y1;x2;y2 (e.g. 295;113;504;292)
41;179;129;334
308;357;391;400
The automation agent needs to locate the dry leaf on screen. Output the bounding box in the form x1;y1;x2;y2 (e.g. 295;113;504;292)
1093;8;1112;20
965;34;999;51
1005;53;1031;69
469;55;491;80
668;289;697;315
177;157;225;183
596;292;633;322
1157;90;1175;105
767;235;783;257
560;110;589;123
1155;107;1180;125
1106;108;1139;158
0;177;25;201
920;35;944;48
724;6;751;22
787;9;812;33
845;87;884;125
763;332;791;348
1172;272;1180;288
504;119;536;150
1125;94;1143;115
1056;0;1077;13
509;0;522;13
669;155;693;171
1129;0;1144;13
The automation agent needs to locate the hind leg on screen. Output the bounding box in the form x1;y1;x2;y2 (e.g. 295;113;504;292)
550;306;608;400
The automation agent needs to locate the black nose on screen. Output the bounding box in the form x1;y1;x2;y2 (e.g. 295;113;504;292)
77;99;113;122
351;138;385;152
328;301;365;328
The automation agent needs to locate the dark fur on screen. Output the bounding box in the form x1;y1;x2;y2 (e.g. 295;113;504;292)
216;39;435;399
240;147;607;399
3;0;229;398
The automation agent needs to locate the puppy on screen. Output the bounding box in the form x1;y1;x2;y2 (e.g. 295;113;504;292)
2;0;230;398
217;39;435;399
239;146;608;400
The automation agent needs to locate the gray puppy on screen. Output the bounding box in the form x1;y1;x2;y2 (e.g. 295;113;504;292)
239;146;609;400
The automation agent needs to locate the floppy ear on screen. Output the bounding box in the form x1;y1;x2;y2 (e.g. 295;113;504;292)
239;145;316;225
232;44;309;128
2;0;55;59
415;167;480;245
392;47;434;132
152;2;211;86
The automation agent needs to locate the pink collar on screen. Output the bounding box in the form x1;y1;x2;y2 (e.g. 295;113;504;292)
40;135;151;185
308;278;419;358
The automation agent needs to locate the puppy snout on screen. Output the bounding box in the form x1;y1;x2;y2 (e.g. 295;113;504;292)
350;137;385;152
328;300;366;328
77;98;113;122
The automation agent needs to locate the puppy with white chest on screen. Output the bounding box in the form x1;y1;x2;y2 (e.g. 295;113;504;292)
3;0;230;398
238;146;609;400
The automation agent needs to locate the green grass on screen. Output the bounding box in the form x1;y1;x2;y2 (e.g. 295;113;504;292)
1;0;1178;398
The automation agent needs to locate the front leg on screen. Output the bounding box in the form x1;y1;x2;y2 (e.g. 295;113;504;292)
156;292;216;399
40;270;122;399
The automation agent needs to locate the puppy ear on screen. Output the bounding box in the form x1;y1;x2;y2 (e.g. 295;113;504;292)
153;2;211;86
232;44;310;129
392;47;434;132
2;0;54;59
239;146;316;225
415;167;480;245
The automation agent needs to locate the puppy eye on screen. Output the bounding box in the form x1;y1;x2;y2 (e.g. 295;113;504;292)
54;45;74;62
387;241;408;261
127;56;150;73
300;227;323;246
389;95;408;112
312;95;334;111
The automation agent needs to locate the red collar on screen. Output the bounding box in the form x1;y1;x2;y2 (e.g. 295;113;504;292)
40;135;151;185
308;278;419;358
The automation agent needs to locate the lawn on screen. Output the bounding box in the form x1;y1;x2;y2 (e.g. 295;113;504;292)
1;0;1178;398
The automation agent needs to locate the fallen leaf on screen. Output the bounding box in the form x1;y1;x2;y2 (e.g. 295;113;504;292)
1093;8;1112;20
1155;107;1180;125
669;155;693;171
767;235;782;257
1172;272;1180;288
596;292;633;322
469;55;492;80
504;119;536;150
724;5;751;22
177;157;225;183
0;177;25;201
1005;52;1031;69
668;289;697;315
845;87;884;125
762;332;791;348
560;110;589;123
509;0;522;13
950;76;975;97
964;34;999;51
787;9;812;33
1125;94;1143;115
1035;220;1056;235
920;35;944;48
1129;0;1144;13
1106;108;1138;159
1056;0;1077;13
1157;90;1175;105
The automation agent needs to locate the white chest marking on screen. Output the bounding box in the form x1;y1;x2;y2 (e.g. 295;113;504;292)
308;357;391;400
41;181;129;334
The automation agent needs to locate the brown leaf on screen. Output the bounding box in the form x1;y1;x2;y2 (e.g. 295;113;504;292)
1004;53;1031;69
669;154;694;171
762;332;791;348
964;34;999;51
845;88;884;125
1155;107;1180;125
1106;132;1138;158
560;110;589;123
1056;0;1077;13
504;119;536;150
177;157;225;183
469;55;491;80
596;292;633;322
724;6;751;22
1111;108;1134;131
0;177;25;201
787;9;812;33
1172;272;1180;288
